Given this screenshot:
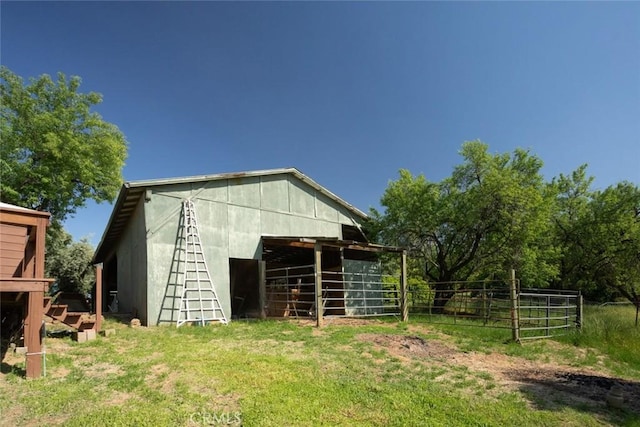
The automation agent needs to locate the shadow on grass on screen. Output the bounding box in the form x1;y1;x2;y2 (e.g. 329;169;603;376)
0;362;25;377
514;370;640;424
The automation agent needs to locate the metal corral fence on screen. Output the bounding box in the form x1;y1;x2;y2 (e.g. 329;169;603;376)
265;265;581;342
517;289;582;340
265;264;401;319
405;275;582;341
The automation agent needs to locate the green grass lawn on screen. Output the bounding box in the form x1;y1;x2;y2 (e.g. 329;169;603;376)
1;309;638;426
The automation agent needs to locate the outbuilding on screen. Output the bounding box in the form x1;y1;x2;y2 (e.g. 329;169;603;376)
94;168;406;326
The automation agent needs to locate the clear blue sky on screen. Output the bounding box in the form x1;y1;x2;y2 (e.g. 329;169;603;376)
2;2;639;245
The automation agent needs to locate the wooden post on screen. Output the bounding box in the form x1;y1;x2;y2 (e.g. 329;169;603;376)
95;264;103;333
25;215;48;378
576;292;583;330
258;261;266;319
314;242;323;328
482;281;488;325
509;269;520;343
25;290;44;378
400;250;408;322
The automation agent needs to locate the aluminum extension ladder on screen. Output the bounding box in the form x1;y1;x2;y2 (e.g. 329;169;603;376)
177;199;228;327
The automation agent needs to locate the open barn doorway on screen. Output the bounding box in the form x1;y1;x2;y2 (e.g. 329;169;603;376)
229;258;260;319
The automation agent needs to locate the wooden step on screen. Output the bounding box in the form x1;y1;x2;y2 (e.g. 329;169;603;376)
48;304;68;318
77;320;96;332
62;312;84;329
44;298;95;332
43;296;53;312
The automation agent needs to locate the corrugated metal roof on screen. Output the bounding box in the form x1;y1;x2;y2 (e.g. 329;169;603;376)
93;168;369;263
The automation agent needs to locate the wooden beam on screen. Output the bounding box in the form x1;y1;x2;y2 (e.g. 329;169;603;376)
0;211;46;227
0;279;53;292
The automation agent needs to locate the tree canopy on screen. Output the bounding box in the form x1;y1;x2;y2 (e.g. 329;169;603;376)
373;140;639;316
0;66;127;225
45;227;95;295
373;141;555;282
552;169;640;319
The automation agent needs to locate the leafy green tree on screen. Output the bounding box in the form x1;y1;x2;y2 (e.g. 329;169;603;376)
0;66;127;225
551;166;605;297
553;167;640;318
372;141;556;311
45;227;95;295
589;183;640;325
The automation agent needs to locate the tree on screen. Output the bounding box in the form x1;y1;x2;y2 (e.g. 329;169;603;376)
590;183;640;325
553;166;640;316
45;227;95;295
0;66;127;225
372;141;556;312
555;175;640;323
550;165;606;298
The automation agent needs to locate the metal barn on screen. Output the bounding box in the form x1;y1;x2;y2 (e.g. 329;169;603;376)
94;168;407;326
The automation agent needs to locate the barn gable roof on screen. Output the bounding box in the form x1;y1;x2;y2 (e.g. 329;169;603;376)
93;168;368;263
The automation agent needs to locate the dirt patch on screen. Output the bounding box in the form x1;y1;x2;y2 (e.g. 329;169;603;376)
146;363;180;393
103;390;133;406
358;333;640;417
359;333;456;361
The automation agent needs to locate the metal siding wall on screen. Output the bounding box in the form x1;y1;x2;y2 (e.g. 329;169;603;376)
116;197;147;322
343;259;383;316
142;173;365;325
229;176;260;208
315;193;339;222
148;183;233;325
288;178;316;217
260;175;290;212
227;205;261;258
259;210;292;236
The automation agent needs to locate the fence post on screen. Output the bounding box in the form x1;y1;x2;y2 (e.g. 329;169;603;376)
400;250;408;322
482;281;487;325
314;242;323;328
510;269;520;342
545;295;550;337
576;292;583;330
565;296;569;331
258;261;266;319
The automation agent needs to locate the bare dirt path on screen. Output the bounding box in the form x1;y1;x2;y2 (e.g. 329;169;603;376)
357;331;640;418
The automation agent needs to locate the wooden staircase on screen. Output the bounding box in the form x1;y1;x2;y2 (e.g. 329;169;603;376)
43;294;96;332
